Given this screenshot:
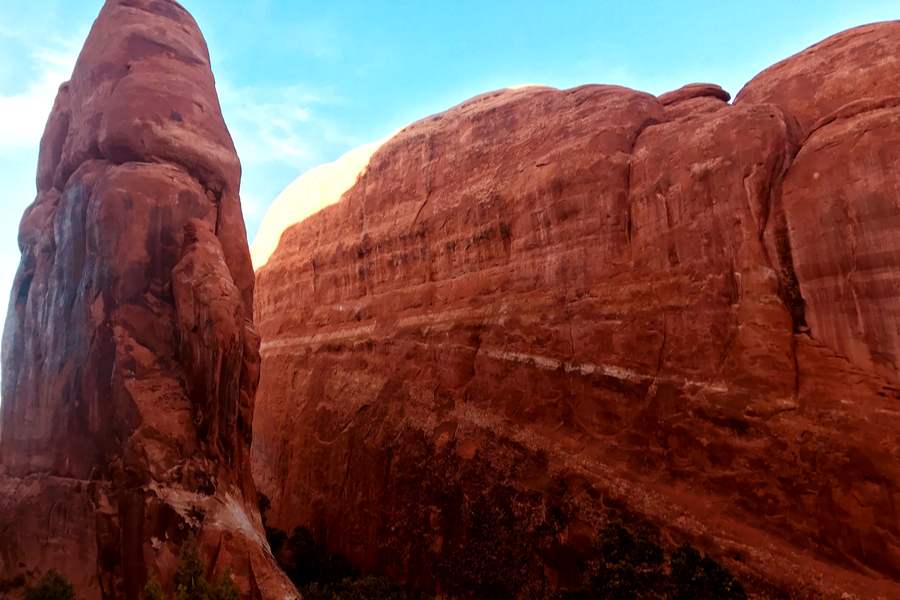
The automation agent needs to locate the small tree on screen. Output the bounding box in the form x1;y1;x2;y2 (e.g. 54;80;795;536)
139;579;168;600
141;534;240;600
26;570;76;600
173;535;211;600
210;571;239;600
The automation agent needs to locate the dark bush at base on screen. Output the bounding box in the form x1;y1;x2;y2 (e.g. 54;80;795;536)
550;521;746;600
257;492;746;600
669;542;747;600
298;577;405;600
25;571;75;600
276;526;361;589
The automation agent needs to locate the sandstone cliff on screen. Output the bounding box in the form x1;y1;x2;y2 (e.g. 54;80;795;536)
0;1;296;598
250;132;397;270
251;22;900;599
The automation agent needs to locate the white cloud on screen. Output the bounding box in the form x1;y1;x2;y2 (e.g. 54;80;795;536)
216;82;379;245
0;48;78;154
240;191;266;219
219;84;315;165
218;83;362;169
0;38;78;398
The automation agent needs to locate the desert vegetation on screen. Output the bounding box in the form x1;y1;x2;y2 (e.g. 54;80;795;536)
24;571;75;600
139;535;239;600
0;514;744;600
258;493;745;600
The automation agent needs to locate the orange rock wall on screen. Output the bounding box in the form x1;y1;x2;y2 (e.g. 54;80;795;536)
252;22;900;600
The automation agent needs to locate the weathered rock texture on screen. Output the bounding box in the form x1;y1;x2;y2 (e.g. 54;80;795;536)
252;22;900;600
250;132;397;270
0;1;296;598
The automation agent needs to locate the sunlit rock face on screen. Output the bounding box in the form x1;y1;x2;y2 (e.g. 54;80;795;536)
736;20;900;386
251;23;900;600
0;1;296;598
251;133;397;270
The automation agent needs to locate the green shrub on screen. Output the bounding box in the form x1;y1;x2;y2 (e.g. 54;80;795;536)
295;576;402;600
296;582;336;600
26;570;76;600
210;571;240;600
139;579;168;600
548;521;747;600
341;576;402;600
140;534;240;600
173;535;212;600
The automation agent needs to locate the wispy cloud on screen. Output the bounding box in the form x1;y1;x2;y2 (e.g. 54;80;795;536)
216;82;367;240
0;35;79;155
0;30;80;395
218;83;359;168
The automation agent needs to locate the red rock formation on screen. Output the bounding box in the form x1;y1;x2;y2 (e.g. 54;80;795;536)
734;21;900;135
737;20;900;388
658;83;730;119
0;1;296;598
251;23;900;600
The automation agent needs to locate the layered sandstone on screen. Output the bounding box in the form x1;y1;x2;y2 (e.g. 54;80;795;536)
250;132;397;269
252;23;900;600
0;1;295;598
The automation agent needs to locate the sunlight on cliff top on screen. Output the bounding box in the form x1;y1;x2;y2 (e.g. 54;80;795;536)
250;130;399;270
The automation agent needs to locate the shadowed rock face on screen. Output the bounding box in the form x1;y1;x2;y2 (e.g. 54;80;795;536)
0;1;296;598
251;22;900;600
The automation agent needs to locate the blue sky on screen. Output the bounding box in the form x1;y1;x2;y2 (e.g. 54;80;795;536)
0;0;896;342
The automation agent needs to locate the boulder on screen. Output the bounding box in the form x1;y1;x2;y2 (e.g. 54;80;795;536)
657;83;731;120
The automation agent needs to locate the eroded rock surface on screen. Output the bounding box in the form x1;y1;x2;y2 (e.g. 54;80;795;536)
250;131;397;270
0;1;296;598
251;22;900;600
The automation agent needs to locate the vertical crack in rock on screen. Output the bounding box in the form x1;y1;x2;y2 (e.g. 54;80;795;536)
756;107;808;338
766;175;809;334
738;21;900;382
412;134;437;227
624;115;664;248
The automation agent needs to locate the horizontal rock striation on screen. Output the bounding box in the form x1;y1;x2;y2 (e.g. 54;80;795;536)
251;22;900;600
250;132;398;270
0;1;296;598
